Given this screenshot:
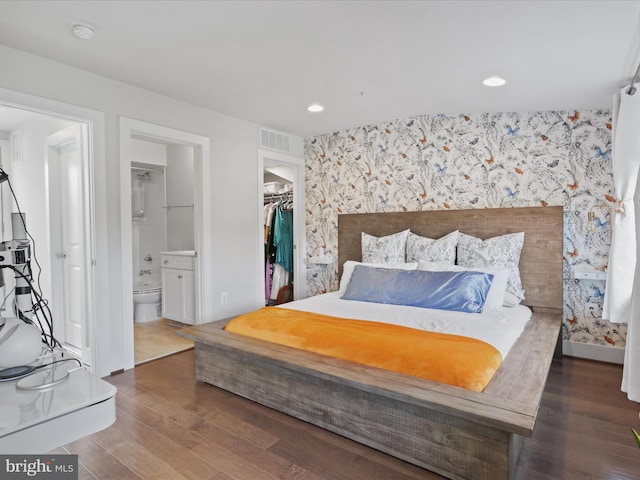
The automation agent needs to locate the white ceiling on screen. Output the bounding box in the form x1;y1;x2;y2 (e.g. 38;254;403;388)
0;1;639;138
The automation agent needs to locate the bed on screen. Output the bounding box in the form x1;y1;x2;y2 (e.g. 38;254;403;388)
179;206;563;480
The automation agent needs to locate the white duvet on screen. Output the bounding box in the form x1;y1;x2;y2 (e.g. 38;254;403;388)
277;291;531;359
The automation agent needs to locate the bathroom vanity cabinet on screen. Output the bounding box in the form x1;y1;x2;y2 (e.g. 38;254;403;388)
161;251;196;325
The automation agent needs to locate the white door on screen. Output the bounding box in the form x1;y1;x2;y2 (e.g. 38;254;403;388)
46;125;88;353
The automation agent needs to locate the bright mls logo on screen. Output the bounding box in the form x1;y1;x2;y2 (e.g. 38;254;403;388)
1;455;78;479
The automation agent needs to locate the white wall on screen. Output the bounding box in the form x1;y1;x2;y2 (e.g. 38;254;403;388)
166;144;194;251
0;44;304;376
0;138;13;310
131;138;167;285
132;167;165;285
132;138;167;167
7;115;76;318
0;138;12;243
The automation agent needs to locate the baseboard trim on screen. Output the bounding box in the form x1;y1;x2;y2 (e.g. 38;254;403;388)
562;340;624;364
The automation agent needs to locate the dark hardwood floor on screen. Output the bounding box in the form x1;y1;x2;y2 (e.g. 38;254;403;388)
56;351;640;479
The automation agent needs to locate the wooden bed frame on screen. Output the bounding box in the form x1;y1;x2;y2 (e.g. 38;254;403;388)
179;206;563;480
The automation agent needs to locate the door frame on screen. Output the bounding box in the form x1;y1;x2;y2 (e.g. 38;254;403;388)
257;148;306;304
45;124;92;361
119;117;211;370
0;87;105;375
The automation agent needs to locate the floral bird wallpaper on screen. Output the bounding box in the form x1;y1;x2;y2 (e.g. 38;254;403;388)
304;109;625;349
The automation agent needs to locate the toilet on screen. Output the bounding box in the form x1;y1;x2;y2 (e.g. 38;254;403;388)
133;282;162;323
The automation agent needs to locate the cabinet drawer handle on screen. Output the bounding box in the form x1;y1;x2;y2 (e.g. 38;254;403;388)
163;260;169;264
178;275;183;279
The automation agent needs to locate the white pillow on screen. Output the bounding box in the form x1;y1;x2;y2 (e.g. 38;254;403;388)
418;261;509;311
502;292;522;308
339;260;418;294
456;232;525;303
406;230;459;264
361;229;410;264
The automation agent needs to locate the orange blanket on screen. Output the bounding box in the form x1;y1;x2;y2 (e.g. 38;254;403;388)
225;307;502;392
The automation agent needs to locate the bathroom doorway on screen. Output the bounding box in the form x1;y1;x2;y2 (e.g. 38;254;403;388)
119;118;211;369
129;140;195;364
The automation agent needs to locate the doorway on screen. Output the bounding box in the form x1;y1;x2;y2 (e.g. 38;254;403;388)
0;102;98;371
129;138;196;364
258;149;306;303
119;117;211;370
45;124;92;361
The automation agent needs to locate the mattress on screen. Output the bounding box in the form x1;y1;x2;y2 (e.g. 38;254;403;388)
276;291;532;359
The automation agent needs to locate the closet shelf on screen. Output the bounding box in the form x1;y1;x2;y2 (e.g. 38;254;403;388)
264;191;293;202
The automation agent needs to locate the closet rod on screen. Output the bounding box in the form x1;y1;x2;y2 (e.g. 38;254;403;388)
163;204;194;209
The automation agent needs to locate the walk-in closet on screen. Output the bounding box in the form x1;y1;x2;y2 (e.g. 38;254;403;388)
263;168;294;306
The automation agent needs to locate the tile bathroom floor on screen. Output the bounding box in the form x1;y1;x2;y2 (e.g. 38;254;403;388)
134;317;194;365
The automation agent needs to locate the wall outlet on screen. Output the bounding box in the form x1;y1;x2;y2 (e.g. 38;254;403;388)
574;270;594;280
220;292;228;304
574;268;607;281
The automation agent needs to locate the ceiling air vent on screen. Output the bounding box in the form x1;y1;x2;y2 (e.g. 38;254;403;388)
260;128;290;153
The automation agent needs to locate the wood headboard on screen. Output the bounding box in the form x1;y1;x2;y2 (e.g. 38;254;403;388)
338;206;564;310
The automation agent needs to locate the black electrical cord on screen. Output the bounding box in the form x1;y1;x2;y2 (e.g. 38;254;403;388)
0;168;60;350
0;356;82;381
8;265;59;349
1;169;45;296
36;357;82;370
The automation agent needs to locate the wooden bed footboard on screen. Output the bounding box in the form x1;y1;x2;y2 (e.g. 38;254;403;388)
180;309;561;480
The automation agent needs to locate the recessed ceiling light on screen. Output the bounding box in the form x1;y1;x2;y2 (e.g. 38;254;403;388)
71;22;96;40
483;76;506;87
307;104;324;113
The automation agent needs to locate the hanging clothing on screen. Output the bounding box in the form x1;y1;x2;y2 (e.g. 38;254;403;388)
263;195;294;305
274;207;293;273
269;264;291;301
265;255;272;300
